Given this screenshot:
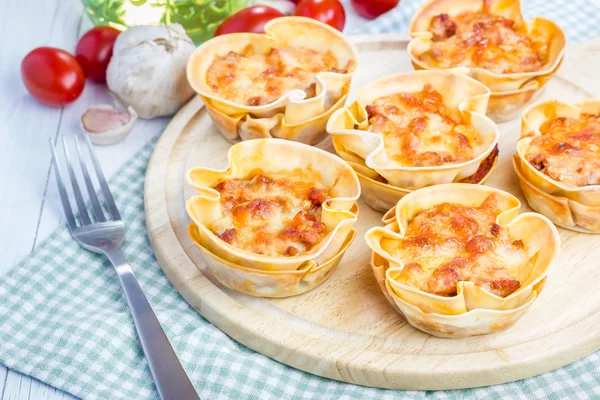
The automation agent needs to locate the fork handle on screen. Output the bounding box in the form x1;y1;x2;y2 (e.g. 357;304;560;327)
105;248;200;400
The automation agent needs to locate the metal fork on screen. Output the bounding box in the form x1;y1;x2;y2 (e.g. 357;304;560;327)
50;132;200;400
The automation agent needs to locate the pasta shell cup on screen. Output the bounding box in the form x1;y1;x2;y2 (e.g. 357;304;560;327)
513;155;600;233
364;184;560;316
384;279;543;338
408;64;549;124
185;139;361;271
344;147;498;213
486;80;545;123
371;252;404;315
516;99;600;206
326;70;499;191
355;169;411;214
337;149;412;213
187;17;358;145
407;0;565;121
201;92;349;145
189;224;356;298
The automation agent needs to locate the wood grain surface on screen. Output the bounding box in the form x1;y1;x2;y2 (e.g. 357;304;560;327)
0;2;369;398
145;34;600;390
0;1;168;398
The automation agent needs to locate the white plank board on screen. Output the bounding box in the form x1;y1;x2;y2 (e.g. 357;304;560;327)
0;0;83;397
0;0;368;397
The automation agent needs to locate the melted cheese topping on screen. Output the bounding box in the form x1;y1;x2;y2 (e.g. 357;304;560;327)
211;173;330;257
525;114;600;186
366;84;481;166
382;194;534;297
419;10;548;74
206;45;351;106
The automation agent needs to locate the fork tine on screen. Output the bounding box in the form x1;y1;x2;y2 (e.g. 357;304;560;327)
49;138;77;230
61;135;92;226
74;135;107;222
79;131;121;221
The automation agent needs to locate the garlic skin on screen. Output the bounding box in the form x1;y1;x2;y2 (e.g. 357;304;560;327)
82;105;138;145
106;24;195;119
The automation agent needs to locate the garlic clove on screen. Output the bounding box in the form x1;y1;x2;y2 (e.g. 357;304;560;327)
81;105;137;145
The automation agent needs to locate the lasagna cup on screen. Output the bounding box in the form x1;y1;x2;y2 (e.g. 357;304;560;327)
342;145;498;213
365;184;560;337
327;70;499;210
408;0;566;122
485;80;546;123
328;146;415;213
189;224;356;298
383;274;542;338
187;17;358;145
514;99;600;232
346;158;412;215
186;139;360;272
513;155;600;233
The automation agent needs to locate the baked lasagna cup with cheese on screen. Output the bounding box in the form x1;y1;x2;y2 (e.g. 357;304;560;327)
188;224;356;298
187;17;358;145
365;184;560;337
327;70;499;212
186;139;360;276
408;0;566;122
514;99;600;233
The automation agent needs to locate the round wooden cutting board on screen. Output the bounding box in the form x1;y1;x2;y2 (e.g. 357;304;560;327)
145;34;600;390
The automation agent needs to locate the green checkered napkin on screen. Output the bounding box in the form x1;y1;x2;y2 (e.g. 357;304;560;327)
2;2;600;399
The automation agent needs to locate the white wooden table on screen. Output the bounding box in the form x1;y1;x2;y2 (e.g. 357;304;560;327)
0;1;367;398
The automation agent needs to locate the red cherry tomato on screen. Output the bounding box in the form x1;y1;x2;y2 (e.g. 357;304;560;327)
21;47;85;107
75;26;120;83
294;0;346;31
351;0;399;20
215;6;284;36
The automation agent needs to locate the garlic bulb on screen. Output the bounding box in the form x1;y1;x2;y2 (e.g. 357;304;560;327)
106;24;195;119
82;105;137;145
